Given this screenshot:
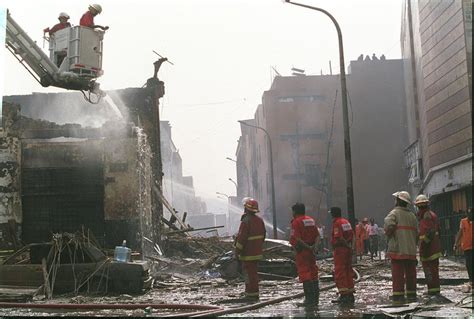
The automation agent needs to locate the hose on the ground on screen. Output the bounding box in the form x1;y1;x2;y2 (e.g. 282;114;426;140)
174;267;362;318
0;302;221;312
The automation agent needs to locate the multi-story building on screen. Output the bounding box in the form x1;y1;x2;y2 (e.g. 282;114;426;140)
236;57;409;235
401;0;472;252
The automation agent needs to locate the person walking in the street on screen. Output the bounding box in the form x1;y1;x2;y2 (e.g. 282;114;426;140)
234;198;266;301
454;207;473;293
415;194;442;296
384;191;418;303
363;217;370;255
355;219;365;260
290;203;320;308
369;218;379;260
330;207;355;304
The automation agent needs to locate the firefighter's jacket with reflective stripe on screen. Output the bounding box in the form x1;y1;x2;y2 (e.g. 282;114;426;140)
418;210;441;261
234;212;266;261
384;206;417;260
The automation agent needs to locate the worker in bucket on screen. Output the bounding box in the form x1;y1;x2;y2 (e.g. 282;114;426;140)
80;4;109;31
454;207;473;293
233;198;265;301
330;206;355;304
415;194;442;296
43;12;71;36
289;202;320;308
384;191;417;303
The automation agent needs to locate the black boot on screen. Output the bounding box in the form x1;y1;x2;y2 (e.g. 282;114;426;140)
297;281;316;308
331;294;347;303
313;280;319;306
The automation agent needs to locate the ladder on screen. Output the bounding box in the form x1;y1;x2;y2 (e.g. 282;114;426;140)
5;10;59;87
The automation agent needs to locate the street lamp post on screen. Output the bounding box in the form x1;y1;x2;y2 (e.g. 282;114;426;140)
284;0;356;229
228;178;238;193
216;192;231;234
238;120;278;239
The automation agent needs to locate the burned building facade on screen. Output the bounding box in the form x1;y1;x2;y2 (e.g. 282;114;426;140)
0;89;204;250
236;58;408;233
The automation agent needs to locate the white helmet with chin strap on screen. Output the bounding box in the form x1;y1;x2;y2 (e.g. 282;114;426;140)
58;12;70;19
89;4;103;14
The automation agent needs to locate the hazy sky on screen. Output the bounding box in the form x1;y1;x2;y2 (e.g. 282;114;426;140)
1;0;402;205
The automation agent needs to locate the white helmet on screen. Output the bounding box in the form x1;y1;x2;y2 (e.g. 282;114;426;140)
241;197;251;205
58;12;70;19
414;194;430;206
89;4;103;14
392;191;412;205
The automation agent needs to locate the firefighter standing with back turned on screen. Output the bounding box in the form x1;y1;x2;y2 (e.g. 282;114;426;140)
330;206;355;304
289;202;320;308
234;198;266;301
415;194;442;296
384;191;418;303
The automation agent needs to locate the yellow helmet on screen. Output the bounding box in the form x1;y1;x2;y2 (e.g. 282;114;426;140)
392;191;412;204
414;194;429;206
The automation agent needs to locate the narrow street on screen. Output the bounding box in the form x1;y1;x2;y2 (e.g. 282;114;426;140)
0;256;471;317
0;1;473;318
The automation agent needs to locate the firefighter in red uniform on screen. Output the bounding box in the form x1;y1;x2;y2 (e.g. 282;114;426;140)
289;202;320;308
234;198;266;301
43;12;71;36
80;4;109;31
415;194;442;295
330;206;355;304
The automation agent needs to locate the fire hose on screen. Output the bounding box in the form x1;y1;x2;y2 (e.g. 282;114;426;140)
0;302;222;312
0;269;360;316
165;267;361;318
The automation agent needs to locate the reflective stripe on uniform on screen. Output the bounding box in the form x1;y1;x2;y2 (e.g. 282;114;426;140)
338;287;354;293
388;252;417;260
428;287;440;293
392;291;404;296
396;225;417;231
239;255;263;261
248;235;264;241
235;242;243;250
420;252;442;261
245;292;259;297
419;235;430;243
405;290;416;295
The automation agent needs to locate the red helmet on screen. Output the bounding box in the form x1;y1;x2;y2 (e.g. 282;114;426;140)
244;198;259;213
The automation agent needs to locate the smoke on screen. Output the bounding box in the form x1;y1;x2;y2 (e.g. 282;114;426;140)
3;90;129;129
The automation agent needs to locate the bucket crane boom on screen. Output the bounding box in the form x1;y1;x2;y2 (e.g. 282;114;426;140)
5;10;105;102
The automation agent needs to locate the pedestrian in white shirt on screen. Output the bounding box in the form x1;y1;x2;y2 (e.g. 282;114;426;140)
369;218;379;260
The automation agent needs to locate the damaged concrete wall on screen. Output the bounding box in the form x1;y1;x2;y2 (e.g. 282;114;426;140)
0;136;22;249
103;135;153;251
21;139;105;244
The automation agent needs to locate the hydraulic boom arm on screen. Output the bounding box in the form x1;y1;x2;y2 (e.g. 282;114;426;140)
5;10;104;101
